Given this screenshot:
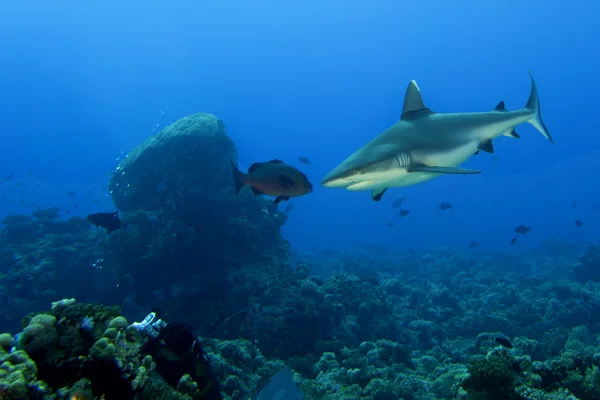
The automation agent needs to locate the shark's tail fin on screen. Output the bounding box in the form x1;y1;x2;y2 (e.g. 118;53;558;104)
525;71;554;143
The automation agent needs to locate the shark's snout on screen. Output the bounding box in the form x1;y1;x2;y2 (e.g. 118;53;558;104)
321;168;355;188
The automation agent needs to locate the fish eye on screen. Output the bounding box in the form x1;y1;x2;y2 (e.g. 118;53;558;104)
355;168;363;174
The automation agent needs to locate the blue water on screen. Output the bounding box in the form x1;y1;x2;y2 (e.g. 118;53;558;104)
1;1;598;251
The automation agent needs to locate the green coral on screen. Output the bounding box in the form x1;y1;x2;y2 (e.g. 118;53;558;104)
463;348;520;399
0;344;50;399
0;334;14;351
90;338;116;361
18;313;57;354
108;316;129;331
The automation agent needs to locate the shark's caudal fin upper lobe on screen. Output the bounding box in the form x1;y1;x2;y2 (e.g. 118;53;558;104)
526;71;554;144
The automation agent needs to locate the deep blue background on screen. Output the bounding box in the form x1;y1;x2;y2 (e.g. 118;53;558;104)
1;1;598;251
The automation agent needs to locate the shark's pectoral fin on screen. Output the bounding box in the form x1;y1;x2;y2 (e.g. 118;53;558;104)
503;129;520;139
409;165;481;175
401;80;434;119
371;188;387;202
478;140;494;154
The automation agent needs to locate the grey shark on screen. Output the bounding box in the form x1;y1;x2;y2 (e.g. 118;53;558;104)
321;71;553;201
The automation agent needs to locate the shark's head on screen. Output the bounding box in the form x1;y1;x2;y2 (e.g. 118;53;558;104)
321;147;410;189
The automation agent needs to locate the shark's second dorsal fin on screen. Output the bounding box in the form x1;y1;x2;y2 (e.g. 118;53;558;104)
401;80;433;119
494;101;507;112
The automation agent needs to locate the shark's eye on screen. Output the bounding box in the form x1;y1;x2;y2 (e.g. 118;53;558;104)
356;168;363;174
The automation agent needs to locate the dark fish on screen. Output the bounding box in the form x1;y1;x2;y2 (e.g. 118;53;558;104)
494;336;513;349
510;235;519;245
284;204;293;214
572;200;577;208
392;197;406;208
87;211;123;234
438;202;453;211
297;157;312;165
514;224;530;234
66;191;77;197
230;159;313;205
574;219;583;227
2;174;13;182
468;241;479;248
386;222;395;227
397;209;410;218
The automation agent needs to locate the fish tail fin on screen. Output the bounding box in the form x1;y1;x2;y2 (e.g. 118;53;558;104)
525;71;554;143
229;159;246;196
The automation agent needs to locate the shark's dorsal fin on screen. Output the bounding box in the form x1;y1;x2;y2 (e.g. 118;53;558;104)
401;80;433;119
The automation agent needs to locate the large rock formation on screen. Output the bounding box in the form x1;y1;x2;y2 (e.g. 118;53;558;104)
104;113;290;323
109;112;237;212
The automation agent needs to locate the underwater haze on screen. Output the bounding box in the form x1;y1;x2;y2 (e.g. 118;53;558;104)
5;2;600;400
1;0;599;251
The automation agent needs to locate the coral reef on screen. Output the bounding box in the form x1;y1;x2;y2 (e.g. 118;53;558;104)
2;112;600;399
0;300;286;399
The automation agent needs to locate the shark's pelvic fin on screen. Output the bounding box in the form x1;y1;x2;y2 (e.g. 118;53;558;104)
401;80;433;119
409;165;482;174
478;139;494;154
371;188;387;202
525;71;554;144
504;129;520;138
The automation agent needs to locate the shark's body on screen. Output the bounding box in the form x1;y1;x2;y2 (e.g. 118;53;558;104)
321;72;553;201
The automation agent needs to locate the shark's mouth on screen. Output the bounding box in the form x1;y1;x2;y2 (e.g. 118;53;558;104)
345;181;377;191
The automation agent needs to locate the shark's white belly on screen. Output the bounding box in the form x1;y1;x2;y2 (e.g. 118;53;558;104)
413;139;479;168
345;139;479;191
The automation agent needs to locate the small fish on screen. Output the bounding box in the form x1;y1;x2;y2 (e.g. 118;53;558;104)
230;159;313;205
392;197;406;208
572;200;577;208
297;157;312;165
66;191;77;197
397;209;410;218
87;211;123;234
510;235;519;245
438;202;453;211
514;224;531;234
284;204;293;214
386;222;395;227
494;336;513;349
574;219;583;227
468;241;479;248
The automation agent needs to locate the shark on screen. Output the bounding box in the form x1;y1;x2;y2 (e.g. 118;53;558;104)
320;71;554;201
